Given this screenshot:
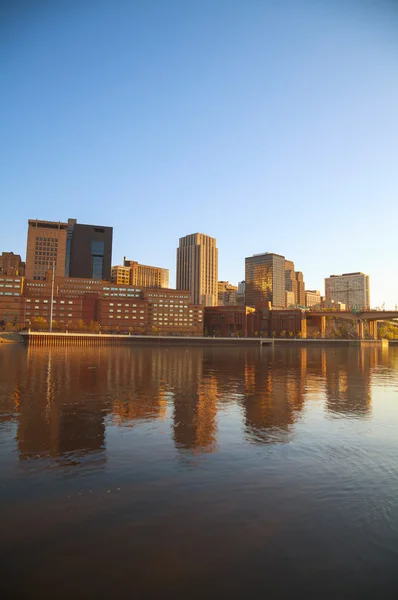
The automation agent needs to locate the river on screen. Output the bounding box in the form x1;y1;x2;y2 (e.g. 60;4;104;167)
1;344;398;598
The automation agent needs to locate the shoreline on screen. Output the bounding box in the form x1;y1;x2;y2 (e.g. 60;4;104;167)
15;332;390;347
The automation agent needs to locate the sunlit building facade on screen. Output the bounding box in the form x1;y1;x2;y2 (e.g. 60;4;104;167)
245;252;285;308
325;272;370;309
176;233;218;306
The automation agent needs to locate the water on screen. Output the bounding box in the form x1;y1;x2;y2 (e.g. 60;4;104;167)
1;344;398;598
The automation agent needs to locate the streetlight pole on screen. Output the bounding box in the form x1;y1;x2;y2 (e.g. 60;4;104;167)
49;261;55;332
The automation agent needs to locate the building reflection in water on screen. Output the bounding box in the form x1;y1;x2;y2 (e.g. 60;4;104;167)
324;346;382;417
0;343;392;467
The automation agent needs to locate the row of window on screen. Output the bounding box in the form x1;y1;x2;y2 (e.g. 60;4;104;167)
0;278;21;283
104;293;141;298
26;298;74;304
147;293;188;299
0;292;20;296
26;311;74;317
103;287;142;292
108;309;145;313
107;315;145;320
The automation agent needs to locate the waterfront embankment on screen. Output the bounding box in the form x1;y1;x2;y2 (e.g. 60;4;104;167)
0;332;23;344
18;331;389;347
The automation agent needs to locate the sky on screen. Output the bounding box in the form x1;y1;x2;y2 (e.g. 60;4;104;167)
1;0;398;307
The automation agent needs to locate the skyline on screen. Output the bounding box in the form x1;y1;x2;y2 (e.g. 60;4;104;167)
2;1;398;306
0;218;374;307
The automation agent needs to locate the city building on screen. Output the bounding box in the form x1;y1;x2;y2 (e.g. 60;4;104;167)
305;290;321;307
123;259;169;289
66;219;113;281
285;260;297;306
236;281;245;305
285;291;295;308
325;272;370;309
111;265;131;286
296;272;305;306
204;305;256;337
204;305;307;338
26;218;113;282
0;252;25;276
217;281;238;306
1;272;203;335
176;233;218;306
245;252;285;308
25;219;68;280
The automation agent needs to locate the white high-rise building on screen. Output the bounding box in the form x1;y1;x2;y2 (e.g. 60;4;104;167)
325;272;370;310
176;233;218;306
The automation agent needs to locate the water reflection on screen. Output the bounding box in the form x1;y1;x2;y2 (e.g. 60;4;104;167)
0;344;393;465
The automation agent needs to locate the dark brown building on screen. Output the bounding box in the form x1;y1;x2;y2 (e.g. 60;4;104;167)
66;219;113;281
204;306;256;337
204;305;307;338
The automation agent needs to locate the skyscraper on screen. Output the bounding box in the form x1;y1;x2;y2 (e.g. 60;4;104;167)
66;219;113;281
176;233;218;306
245;253;285;308
25;219;68;280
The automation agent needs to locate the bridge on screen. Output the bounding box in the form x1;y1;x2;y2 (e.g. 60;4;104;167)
304;310;398;339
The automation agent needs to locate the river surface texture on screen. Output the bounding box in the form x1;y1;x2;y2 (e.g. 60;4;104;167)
1;344;398;598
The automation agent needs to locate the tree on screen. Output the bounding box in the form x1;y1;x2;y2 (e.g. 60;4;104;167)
75;319;87;332
31;317;47;331
280;330;286;338
89;320;100;333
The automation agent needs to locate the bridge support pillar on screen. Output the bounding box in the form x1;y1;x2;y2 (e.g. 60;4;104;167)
320;316;326;339
357;320;365;340
369;320;378;340
301;314;307;339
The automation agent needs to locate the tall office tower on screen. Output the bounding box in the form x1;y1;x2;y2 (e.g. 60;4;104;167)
285;260;298;306
295;271;305;306
176;233;218;306
245;252;286;308
25;219;68;280
123;259;169;288
66;219;113;281
218;281;238;306
0;252;25;276
325;272;370;309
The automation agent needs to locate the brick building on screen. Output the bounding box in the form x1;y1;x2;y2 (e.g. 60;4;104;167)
0;273;203;335
0;252;25;276
204;306;307;338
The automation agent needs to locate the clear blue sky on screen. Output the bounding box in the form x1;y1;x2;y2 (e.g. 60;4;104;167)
2;0;398;307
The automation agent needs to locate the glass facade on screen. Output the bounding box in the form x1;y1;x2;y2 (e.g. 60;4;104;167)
91;241;104;280
245;253;285;308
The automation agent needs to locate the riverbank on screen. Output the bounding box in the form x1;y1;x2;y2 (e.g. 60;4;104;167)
0;332;23;344
17;331;389;347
